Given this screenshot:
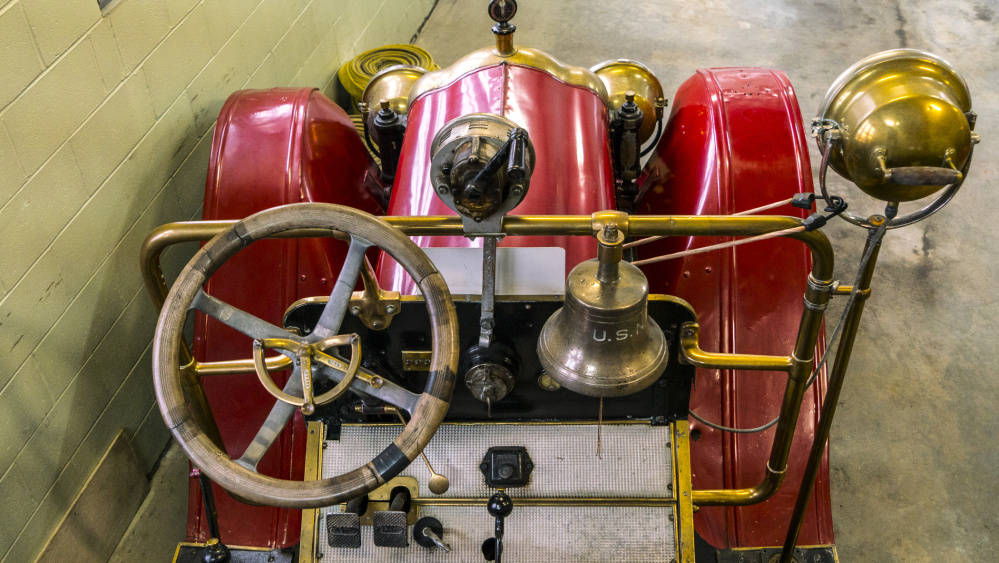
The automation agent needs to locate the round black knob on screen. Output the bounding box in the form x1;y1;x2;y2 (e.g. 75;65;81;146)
488;0;517;24
486;492;514;518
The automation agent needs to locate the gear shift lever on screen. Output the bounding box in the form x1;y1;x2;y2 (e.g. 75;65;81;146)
481;491;513;562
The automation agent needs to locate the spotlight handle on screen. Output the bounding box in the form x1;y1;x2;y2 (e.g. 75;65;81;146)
885;166;962;186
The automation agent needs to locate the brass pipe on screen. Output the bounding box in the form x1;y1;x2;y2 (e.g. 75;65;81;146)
779;226;883;562
141;214;834;287
693;238;833;506
679;323;793;371
194;354;292;376
692;298;830;505
414;497;675;507
143;215;829;241
832;284;870;297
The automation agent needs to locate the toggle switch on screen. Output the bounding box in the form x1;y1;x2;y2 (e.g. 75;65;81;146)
414;516;451;553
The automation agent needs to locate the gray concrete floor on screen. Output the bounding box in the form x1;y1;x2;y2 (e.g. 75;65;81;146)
120;1;998;561
109;441;188;562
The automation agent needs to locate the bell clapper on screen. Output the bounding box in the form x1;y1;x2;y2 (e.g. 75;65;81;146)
597;396;604;459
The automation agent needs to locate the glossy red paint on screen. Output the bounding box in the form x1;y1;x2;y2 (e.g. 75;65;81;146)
376;63;616;293
191;88;382;548
638;68;833;548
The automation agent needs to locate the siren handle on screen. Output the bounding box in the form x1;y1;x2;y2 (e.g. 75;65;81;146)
885;166;962;186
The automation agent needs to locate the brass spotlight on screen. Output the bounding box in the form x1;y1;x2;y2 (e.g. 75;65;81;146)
816;49;974;202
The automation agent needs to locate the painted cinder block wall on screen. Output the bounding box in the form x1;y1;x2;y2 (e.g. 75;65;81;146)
0;0;436;560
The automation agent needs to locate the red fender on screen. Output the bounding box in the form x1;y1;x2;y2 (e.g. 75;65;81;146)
190;88;383;548
638;69;833;548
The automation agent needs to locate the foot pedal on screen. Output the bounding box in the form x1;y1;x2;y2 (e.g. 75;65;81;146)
326;495;368;549
372;486;412;548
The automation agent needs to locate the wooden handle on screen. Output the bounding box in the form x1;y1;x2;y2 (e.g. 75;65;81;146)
887;166;962;186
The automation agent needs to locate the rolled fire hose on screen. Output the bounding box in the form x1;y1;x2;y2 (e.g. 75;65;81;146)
338;44;437;106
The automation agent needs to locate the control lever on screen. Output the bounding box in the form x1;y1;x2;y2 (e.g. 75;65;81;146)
390;409;450;494
481;491;513;562
326;494;368;549
196;470;231;563
414;516;451;553
464;128;529;201
373;486;412;547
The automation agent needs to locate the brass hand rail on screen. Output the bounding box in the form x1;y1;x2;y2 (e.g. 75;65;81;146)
679;323;794;372
140;212;836;506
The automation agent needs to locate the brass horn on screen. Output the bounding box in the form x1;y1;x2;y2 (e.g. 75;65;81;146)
537;224;668;397
817;49;974;202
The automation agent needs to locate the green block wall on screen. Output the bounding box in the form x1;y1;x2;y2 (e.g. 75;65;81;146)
0;0;436;560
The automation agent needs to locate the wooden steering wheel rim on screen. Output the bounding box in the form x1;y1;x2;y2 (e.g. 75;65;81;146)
152;203;458;508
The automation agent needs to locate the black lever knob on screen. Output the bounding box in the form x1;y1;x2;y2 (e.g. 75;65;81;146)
487;491;514;518
482;492;513;562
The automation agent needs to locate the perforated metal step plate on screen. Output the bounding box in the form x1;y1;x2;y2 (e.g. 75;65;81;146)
322;423;674;499
317;505;676;562
316;423;678;561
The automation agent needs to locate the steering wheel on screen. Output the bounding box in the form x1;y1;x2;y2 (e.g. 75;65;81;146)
152;203;458;508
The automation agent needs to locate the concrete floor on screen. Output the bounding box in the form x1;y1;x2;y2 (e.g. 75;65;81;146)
109;442;187;562
120;1;998;561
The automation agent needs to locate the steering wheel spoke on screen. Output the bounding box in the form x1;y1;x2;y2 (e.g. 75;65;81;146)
236;373;302;472
193;289;296;345
313;362;422;415
309;235;372;342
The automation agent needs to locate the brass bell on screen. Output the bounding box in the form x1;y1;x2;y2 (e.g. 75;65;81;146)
537;225;668;397
817;49;974;202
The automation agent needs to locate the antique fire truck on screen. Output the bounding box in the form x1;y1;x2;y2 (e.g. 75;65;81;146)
143;1;978;561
